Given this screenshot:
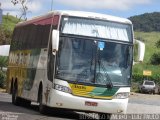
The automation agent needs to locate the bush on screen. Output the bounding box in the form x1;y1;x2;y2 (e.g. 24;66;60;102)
150;52;160;65
131;82;140;92
132;73;143;83
0;71;6;88
156;39;160;48
132;73;160;85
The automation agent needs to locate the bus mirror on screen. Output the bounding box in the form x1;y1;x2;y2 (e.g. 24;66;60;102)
52;30;59;53
134;39;145;64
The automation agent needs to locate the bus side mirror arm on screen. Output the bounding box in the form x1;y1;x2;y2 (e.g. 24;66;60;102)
52;30;60;54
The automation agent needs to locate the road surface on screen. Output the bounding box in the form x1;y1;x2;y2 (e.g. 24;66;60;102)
0;92;160;120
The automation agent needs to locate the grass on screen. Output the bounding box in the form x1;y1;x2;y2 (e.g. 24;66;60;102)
133;31;160;75
134;31;160;63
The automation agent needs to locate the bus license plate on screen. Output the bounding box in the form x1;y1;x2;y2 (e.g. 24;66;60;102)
85;101;98;106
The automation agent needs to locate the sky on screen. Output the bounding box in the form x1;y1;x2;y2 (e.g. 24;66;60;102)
1;0;160;19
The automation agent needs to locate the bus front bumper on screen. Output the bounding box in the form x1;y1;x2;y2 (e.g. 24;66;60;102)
48;89;128;114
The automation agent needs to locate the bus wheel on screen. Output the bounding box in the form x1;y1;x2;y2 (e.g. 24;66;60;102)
12;83;20;105
21;99;31;107
98;113;111;120
10;80;14;94
39;89;47;114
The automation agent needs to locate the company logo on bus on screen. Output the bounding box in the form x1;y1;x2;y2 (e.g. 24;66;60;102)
72;84;86;90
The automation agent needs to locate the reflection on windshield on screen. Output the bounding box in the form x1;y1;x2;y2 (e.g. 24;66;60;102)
56;37;132;86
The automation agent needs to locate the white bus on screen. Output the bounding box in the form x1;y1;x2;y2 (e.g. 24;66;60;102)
7;10;134;117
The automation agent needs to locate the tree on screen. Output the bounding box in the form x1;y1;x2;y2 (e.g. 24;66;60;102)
0;26;12;44
0;71;6;88
11;0;29;20
129;12;160;32
4;29;12;44
0;56;8;71
0;26;6;44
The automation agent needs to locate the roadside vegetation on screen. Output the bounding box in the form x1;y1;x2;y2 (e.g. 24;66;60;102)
0;15;17;89
132;32;160;92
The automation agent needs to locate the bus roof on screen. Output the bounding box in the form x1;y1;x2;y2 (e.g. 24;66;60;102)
57;10;132;24
16;10;132;27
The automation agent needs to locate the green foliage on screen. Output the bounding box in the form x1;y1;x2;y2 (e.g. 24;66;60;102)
0;56;8;70
0;71;6;88
131;82;140;93
150;52;160;65
0;26;12;44
132;73;160;85
156;39;160;48
0;15;19;45
132;73;144;83
131;73;160;92
129;12;160;32
133;43;138;62
134;32;160;64
0;26;6;43
2;15;19;31
149;38;160;65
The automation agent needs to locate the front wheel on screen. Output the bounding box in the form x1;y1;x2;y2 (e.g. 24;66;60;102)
12;84;21;105
39;89;47;114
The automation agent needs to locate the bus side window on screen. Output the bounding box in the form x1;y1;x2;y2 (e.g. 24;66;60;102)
35;18;52;49
11;28;18;50
23;26;29;50
19;27;25;50
12;27;21;50
41;24;50;48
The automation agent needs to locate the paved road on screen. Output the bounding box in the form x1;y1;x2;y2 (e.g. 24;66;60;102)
0;93;82;120
1;92;160;120
127;93;160;114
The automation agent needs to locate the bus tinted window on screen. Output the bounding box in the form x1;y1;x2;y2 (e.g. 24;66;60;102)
11;18;52;50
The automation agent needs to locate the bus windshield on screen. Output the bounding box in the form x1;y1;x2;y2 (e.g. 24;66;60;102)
56;37;132;86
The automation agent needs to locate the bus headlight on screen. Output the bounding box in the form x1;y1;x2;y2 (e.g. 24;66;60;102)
54;84;72;94
114;92;129;99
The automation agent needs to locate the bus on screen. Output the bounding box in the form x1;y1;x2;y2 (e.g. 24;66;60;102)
7;10;135;117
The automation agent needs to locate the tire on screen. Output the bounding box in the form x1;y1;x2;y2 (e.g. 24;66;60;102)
39;88;47;114
153;90;155;95
12;83;21;105
98;113;111;120
10;80;14;94
21;99;31;107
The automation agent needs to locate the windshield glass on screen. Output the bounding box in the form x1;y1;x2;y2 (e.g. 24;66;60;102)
56;36;132;86
61;17;132;42
144;81;154;85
